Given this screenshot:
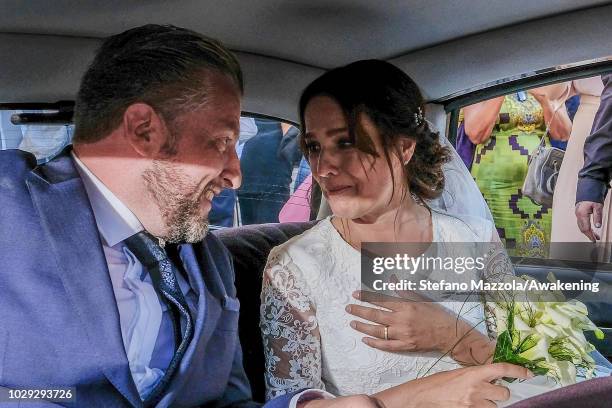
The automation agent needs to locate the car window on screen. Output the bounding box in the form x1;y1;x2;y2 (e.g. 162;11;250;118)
452;74;612;359
0;111;312;229
209;116;312;228
453;75;608;260
0;110;73;163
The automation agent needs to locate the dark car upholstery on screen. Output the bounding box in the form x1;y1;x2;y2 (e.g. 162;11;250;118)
213;221;317;402
509;376;612;407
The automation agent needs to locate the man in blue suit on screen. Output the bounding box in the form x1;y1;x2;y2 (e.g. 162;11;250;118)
0;24;381;408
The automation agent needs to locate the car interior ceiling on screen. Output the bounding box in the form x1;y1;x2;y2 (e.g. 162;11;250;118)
2;4;612;117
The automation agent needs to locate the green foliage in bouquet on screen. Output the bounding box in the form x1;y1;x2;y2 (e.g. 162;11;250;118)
492;306;549;380
490;273;604;386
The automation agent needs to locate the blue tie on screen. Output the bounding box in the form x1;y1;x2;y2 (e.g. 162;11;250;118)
124;231;194;406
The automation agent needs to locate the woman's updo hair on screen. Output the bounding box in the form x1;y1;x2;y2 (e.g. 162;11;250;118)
299;59;450;200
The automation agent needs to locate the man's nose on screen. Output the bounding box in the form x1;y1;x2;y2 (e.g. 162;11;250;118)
221;147;242;189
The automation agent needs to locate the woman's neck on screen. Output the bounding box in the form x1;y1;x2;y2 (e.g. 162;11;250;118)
331;194;433;250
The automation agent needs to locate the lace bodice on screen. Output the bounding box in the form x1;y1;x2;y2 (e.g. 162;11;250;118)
260;210;503;400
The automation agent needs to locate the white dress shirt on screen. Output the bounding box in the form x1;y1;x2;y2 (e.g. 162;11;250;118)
72;152;193;399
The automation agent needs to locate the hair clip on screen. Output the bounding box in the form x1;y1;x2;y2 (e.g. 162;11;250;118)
414;107;424;126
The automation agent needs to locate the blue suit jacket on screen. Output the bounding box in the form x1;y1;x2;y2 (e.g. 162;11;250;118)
0;149;295;408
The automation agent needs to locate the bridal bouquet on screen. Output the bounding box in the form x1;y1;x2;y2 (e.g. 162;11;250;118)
489;273;604;386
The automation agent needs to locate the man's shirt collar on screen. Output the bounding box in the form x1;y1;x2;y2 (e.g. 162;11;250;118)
71;151;144;247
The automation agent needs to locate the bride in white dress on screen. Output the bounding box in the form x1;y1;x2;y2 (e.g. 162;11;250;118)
259;60;527;408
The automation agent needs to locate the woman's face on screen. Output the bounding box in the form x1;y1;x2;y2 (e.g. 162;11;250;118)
303;95;412;221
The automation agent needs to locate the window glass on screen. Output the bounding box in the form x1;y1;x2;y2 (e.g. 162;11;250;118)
454;73;612;360
208;116;312;228
0;111;312;228
455;79;601;259
0;110;73;163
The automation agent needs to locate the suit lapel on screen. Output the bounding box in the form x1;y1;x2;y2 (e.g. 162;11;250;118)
26;152;142;407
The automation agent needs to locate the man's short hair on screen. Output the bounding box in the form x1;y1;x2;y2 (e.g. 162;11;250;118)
73;24;243;144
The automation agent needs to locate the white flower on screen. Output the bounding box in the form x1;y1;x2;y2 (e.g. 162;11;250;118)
490;272;604;385
519;335;550;362
540;360;577;386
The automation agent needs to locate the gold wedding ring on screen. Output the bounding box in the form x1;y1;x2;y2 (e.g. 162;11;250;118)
383;325;389;341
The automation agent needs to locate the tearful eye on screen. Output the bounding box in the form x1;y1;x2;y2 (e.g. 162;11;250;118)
305;142;320;154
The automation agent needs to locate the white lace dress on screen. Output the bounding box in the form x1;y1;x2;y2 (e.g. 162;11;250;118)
260;210;502;400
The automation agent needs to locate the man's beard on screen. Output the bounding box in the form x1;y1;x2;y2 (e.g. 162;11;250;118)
142;160;210;244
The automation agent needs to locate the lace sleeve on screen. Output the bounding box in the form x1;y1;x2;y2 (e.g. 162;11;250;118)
483;227;515;282
483;226;516;339
260;248;325;401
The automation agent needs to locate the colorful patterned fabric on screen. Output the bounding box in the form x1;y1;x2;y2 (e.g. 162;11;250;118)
470;93;551;257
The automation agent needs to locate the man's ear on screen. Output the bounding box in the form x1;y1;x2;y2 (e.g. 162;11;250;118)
122;103;170;157
400;138;416;165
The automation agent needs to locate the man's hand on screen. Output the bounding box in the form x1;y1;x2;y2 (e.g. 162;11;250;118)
575;201;604;242
300;395;382;408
